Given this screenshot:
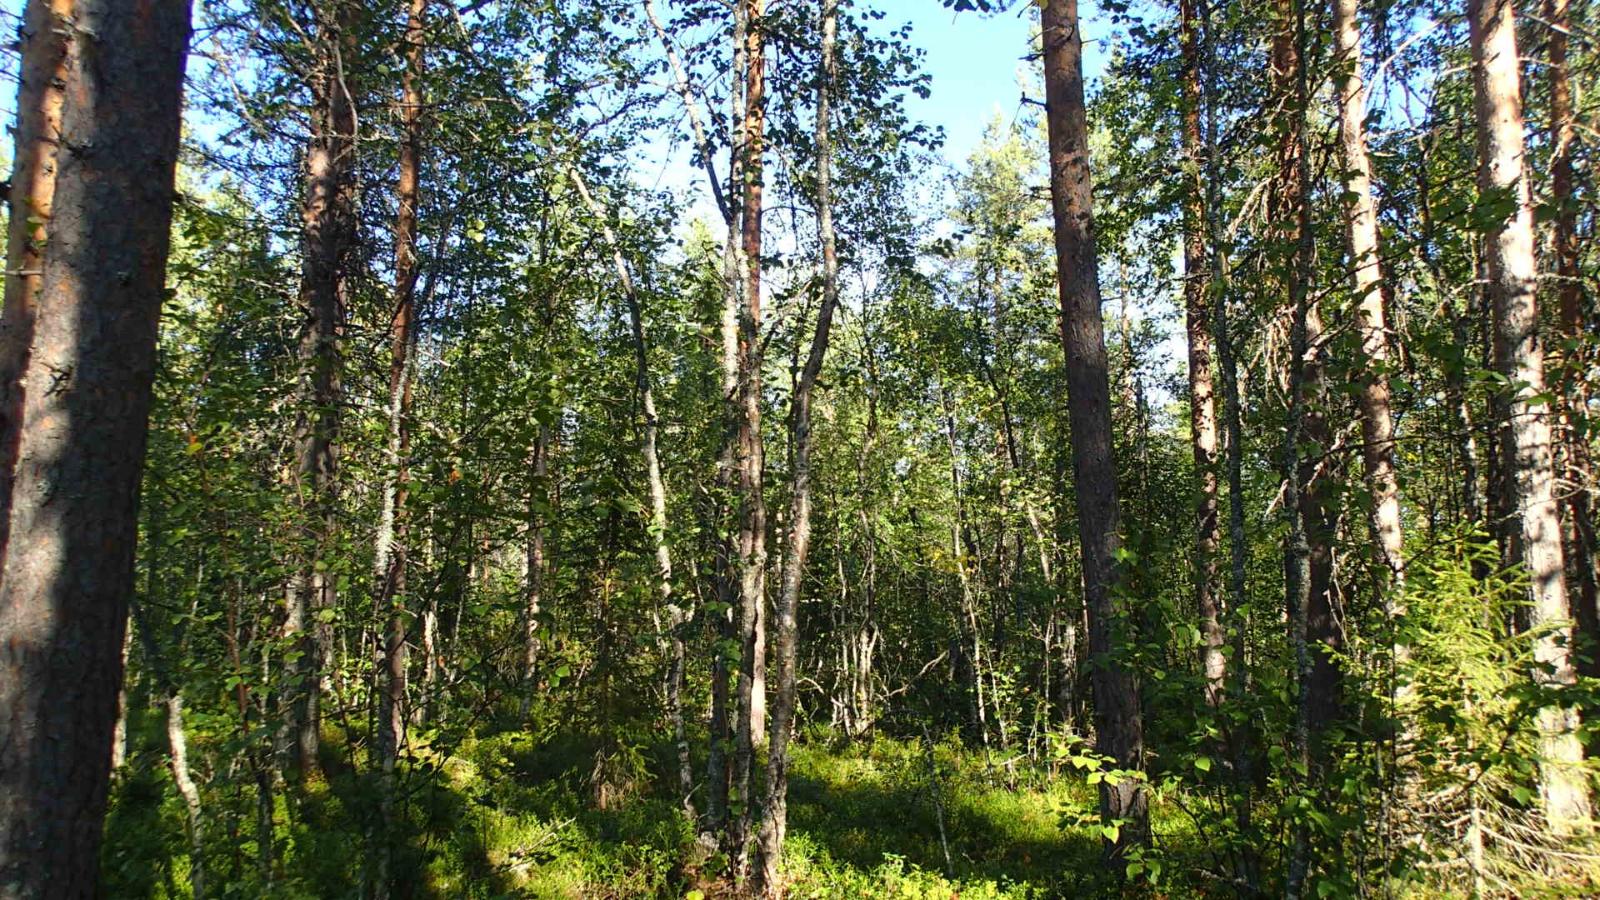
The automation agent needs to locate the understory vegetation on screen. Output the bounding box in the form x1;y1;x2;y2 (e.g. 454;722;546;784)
1;0;1599;896
101;725;1226;899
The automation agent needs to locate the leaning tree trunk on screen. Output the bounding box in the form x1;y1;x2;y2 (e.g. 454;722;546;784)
373;1;426;896
1178;0;1225;707
1468;0;1593;834
754;2;840;891
0;0;191;893
1038;0;1147;860
638;7;740;815
568;168;694;812
644;0;741;834
283;0;359;777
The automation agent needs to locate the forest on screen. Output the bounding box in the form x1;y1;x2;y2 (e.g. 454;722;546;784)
0;0;1596;896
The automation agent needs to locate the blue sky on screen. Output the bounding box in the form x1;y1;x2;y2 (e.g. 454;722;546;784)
0;0;1109;201
888;0;1111;167
639;0;1115;226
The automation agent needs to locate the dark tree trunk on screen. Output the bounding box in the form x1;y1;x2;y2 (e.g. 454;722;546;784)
0;0;191;892
1269;1;1328;893
1195;2;1258;886
1544;0;1599;679
1038;0;1147;859
283;0;360;777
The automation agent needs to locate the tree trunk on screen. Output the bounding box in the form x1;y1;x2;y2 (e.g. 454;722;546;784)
642;0;731;225
568;167;693;813
373;1;425;895
1038;0;1147;858
165;692;207;900
0;0;190;893
704;270;738;835
0;0;71;525
1196;2;1258;885
1334;0;1405;595
1416;154;1486;528
131;602;207;900
846;331;882;738
943;402;991;746
1179;0;1225;707
1468;0;1592;833
1271;1;1325;893
521;424;549;712
111;624;133;771
726;0;769;874
754;3;840;890
283;0;359;777
1545;0;1599;679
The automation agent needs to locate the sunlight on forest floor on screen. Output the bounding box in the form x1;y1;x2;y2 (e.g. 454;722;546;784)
104;723;1196;898
101;714;1600;898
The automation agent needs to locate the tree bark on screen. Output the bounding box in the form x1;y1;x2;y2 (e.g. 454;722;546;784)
1271;1;1326;893
0;2;191;892
0;0;72;536
726;0;769;873
642;0;731;225
283;0;359;777
1544;0;1599;679
1196;2;1258;885
1179;0;1225;707
1038;0;1147;858
521;424;549;706
130;603;207;900
754;2;840;890
1468;0;1592;833
1333;0;1406;598
568;167;693;812
946;404;995;745
373;1;425;895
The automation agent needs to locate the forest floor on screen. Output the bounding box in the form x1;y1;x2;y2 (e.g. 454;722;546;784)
103;719;1217;898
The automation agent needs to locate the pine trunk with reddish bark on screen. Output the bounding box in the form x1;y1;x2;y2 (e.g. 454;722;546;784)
373;1;425;894
1179;0;1225;706
1545;0;1599;679
0;0;191;891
